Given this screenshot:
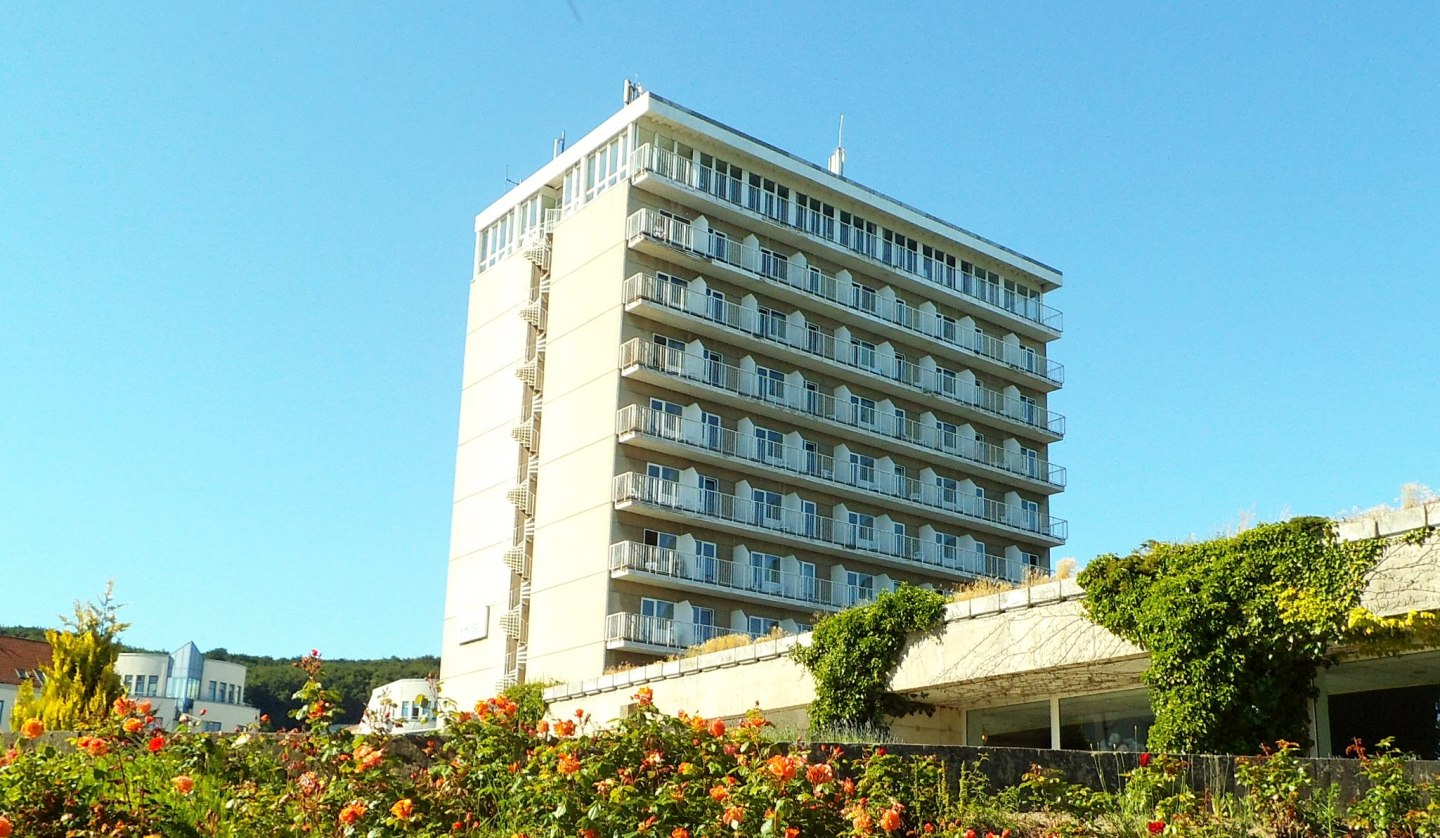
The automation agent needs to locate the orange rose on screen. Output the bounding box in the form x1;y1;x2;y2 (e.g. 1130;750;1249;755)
766;754;798;784
557;752;581;776
19;718;43;739
555;719;576;737
708;718;726;737
136;700;152;715
353;743;383;772
113;697;135;716
785;829;799;838
722;806;744;828
709;785;729;803
806;762;834;786
338;801;366;826
390;798;414;821
123;718;144;734
172;775;195;795
671;829;691;838
0;815;12;837
634;686;654;706
880;809;902;832
78;736;109;757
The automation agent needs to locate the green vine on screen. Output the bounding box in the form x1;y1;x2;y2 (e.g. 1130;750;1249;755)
791;585;946;737
1077;517;1387;754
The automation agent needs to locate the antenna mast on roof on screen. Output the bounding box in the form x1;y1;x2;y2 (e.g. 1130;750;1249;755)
827;114;846;177
553;131;566;159
623;78;645;105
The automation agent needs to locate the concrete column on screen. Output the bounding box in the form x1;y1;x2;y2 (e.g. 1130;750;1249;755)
1311;669;1332;757
1049;697;1062;750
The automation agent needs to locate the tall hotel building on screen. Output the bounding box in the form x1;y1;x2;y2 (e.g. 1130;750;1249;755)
441;88;1067;702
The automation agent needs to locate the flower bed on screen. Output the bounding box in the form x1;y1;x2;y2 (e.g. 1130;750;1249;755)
2;655;1439;836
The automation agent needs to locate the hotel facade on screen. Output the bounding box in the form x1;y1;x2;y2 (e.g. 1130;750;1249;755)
441;89;1067;703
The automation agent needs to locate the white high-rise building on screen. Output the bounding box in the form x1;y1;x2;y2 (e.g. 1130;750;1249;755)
441;88;1066;706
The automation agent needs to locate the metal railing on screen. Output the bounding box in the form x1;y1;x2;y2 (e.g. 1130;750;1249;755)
610;541;869;608
617;405;1066;536
630;145;1063;333
604;612;754;650
612;472;1041;574
625;210;1063;385
619;334;1067;457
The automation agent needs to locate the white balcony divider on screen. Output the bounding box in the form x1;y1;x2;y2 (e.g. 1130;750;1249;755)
609;541;844;608
630;145;1064;334
617;337;1069;484
611;472;1035;576
616;405;1067;538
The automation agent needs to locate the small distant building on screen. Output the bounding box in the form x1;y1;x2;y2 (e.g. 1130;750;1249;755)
358;678;439;734
0;636;52;733
115;642;259;732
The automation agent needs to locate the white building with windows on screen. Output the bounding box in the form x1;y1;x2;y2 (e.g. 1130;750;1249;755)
116;642;259;732
442;86;1065;705
357;678;440;734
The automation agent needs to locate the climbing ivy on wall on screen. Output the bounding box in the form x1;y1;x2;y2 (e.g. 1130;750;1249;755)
791;585;946;737
1078;516;1387;754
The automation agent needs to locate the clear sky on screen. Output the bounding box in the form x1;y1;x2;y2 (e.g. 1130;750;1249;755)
3;2;1437;659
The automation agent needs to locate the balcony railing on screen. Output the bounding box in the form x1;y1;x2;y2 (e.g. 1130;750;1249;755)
610;541;876;609
617;405;1066;537
612;472;1042;576
605;612;755;650
620;334;1065;460
630;145;1063;333
624;269;1061;387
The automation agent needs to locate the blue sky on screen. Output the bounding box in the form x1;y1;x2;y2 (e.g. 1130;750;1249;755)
3;3;1436;658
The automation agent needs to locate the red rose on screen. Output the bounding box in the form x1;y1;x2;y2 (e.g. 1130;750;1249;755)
1139;752;1151;768
148;735;165;753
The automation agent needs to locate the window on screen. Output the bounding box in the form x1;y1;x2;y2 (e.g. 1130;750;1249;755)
693;606;719;642
704;350;725;386
648;398;683;439
640;597;676;645
706;288;727;323
851;283;877;313
747;174;790;221
803;440;819;476
845;571;876;606
700;476;720;515
936;420;958;451
147;675;159;696
229;684;238;704
123;674;133;691
644;529;678;562
892;464;910;496
805;322;823;354
806;264;824;295
1021;446;1040;479
883;230;919;273
893;351;910;383
647;463;680;506
757;366;786;402
701;411;723;450
1021;395;1038;427
848;453;875;487
750;552;782;592
760;248;789;282
848;512;875;547
748;616;780;637
937;313;958;344
797;561;818;602
795;193;836;239
698;153;742;203
936;366;958;397
935;532;960;566
804;381;821;415
892;521;910;556
1020;345;1038;374
207;680;217;701
753;489;783;528
850;395;876;427
851;339;877;372
801;500;819;538
1021;499;1042;533
655;271;688;308
653;333;685;373
922;244;958;287
936;476;959;510
756;305;787;341
695;540;719;584
753;425;784;463
709;229;731;263
892;406;908;439
839;210;876;255
202;721;221;733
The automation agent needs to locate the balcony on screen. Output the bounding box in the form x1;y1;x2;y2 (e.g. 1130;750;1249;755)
629;145;1063;335
612;472;1050;576
604;611;760;653
610;540;857;612
619;336;1066;471
617;405;1066;539
624;282;1060;437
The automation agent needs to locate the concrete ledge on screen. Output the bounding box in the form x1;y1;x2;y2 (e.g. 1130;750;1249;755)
1379;507;1428;537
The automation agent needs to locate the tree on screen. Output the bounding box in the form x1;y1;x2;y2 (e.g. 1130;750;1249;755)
11;584;130;731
